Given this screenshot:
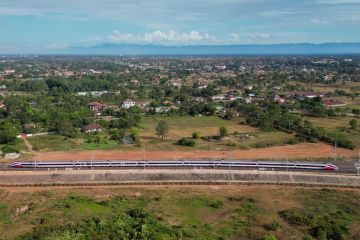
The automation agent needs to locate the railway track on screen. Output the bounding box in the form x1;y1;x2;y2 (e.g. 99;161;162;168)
5;160;339;171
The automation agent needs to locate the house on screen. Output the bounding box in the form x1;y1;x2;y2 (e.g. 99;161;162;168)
122;99;136;109
23;123;37;134
88;102;108;112
226;95;240;101
4;68;15;75
162;100;174;106
198;84;208;89
63;71;74;77
245;97;253;104
0;90;8;97
291;91;324;99
83;123;102;133
130;79;139;85
273;95;285;104
211;94;226;101
322;99;346;108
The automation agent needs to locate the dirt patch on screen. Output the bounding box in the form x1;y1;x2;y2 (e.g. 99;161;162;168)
29;142;356;161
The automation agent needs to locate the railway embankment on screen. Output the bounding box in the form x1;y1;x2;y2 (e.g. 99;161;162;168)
0;169;360;187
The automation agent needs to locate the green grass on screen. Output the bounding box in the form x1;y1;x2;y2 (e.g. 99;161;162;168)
141;115;239;130
28;135;81;152
0;139;28;154
53;194;112;218
141;115;294;151
280;189;360;240
308;116;360;148
79;140;119;150
0;203;11;225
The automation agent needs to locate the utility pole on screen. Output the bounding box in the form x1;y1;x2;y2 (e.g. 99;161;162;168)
334;141;337;162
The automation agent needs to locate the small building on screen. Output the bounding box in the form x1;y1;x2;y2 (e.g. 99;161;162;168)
89;102;107;112
0;102;6;109
291;91;324;99
273;95;285;104
4;68;15;75
211;94;226;101
83;123;101;133
130;79;140;85
122;99;136;109
245;97;253;104
0;90;8;97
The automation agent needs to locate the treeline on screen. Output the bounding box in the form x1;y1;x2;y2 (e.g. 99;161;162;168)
233;100;355;149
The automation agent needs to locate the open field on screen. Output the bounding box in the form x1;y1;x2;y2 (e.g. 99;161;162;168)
24;116;296;153
0;185;359;239
312;82;360;93
2;115;356;163
307;116;360;148
23;142;356;162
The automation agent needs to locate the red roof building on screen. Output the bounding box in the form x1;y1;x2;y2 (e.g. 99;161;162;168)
83;123;101;133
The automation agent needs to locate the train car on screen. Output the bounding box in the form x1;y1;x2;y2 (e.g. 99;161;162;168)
8;160;339;171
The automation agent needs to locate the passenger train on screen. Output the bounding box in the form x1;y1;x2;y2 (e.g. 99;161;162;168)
9;160;339;171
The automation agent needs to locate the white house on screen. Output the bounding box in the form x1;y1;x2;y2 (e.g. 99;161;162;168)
122;99;136;109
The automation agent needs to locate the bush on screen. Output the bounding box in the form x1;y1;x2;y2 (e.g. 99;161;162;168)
1;145;19;154
219;126;228;137
262;235;278;240
192;132;200;139
286;137;301;145
177;138;196;146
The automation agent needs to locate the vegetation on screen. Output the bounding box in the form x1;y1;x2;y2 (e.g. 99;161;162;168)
177;137;196;147
0;187;359;240
0;56;359;155
219;126;228;137
155;120;169;140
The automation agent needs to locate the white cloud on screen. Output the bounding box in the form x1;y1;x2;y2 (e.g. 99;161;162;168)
310;18;329;24
90;30;216;45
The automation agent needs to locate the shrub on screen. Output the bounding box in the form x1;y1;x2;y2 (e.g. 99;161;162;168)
192;132;200;139
177;138;196;146
1;145;19;154
219;126;228;137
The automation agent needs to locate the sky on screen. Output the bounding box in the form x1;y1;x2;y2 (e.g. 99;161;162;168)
0;0;360;53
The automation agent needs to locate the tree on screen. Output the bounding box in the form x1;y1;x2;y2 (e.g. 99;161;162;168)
156;120;169;140
349;119;358;129
219;126;228;137
0;122;19;144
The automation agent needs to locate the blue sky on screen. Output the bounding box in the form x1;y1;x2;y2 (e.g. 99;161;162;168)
0;0;360;52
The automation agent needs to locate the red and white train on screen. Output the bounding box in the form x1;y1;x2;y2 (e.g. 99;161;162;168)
9;160;339;171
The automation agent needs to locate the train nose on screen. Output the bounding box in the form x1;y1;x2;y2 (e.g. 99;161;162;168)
8;162;21;168
325;164;338;171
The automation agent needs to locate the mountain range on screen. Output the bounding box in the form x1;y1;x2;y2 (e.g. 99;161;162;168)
64;42;360;55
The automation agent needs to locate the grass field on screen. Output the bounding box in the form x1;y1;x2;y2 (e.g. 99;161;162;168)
140;116;294;151
308;116;360;148
25;116;295;152
0;186;359;239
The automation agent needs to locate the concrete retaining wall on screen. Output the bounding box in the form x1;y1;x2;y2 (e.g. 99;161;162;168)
0;170;359;187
